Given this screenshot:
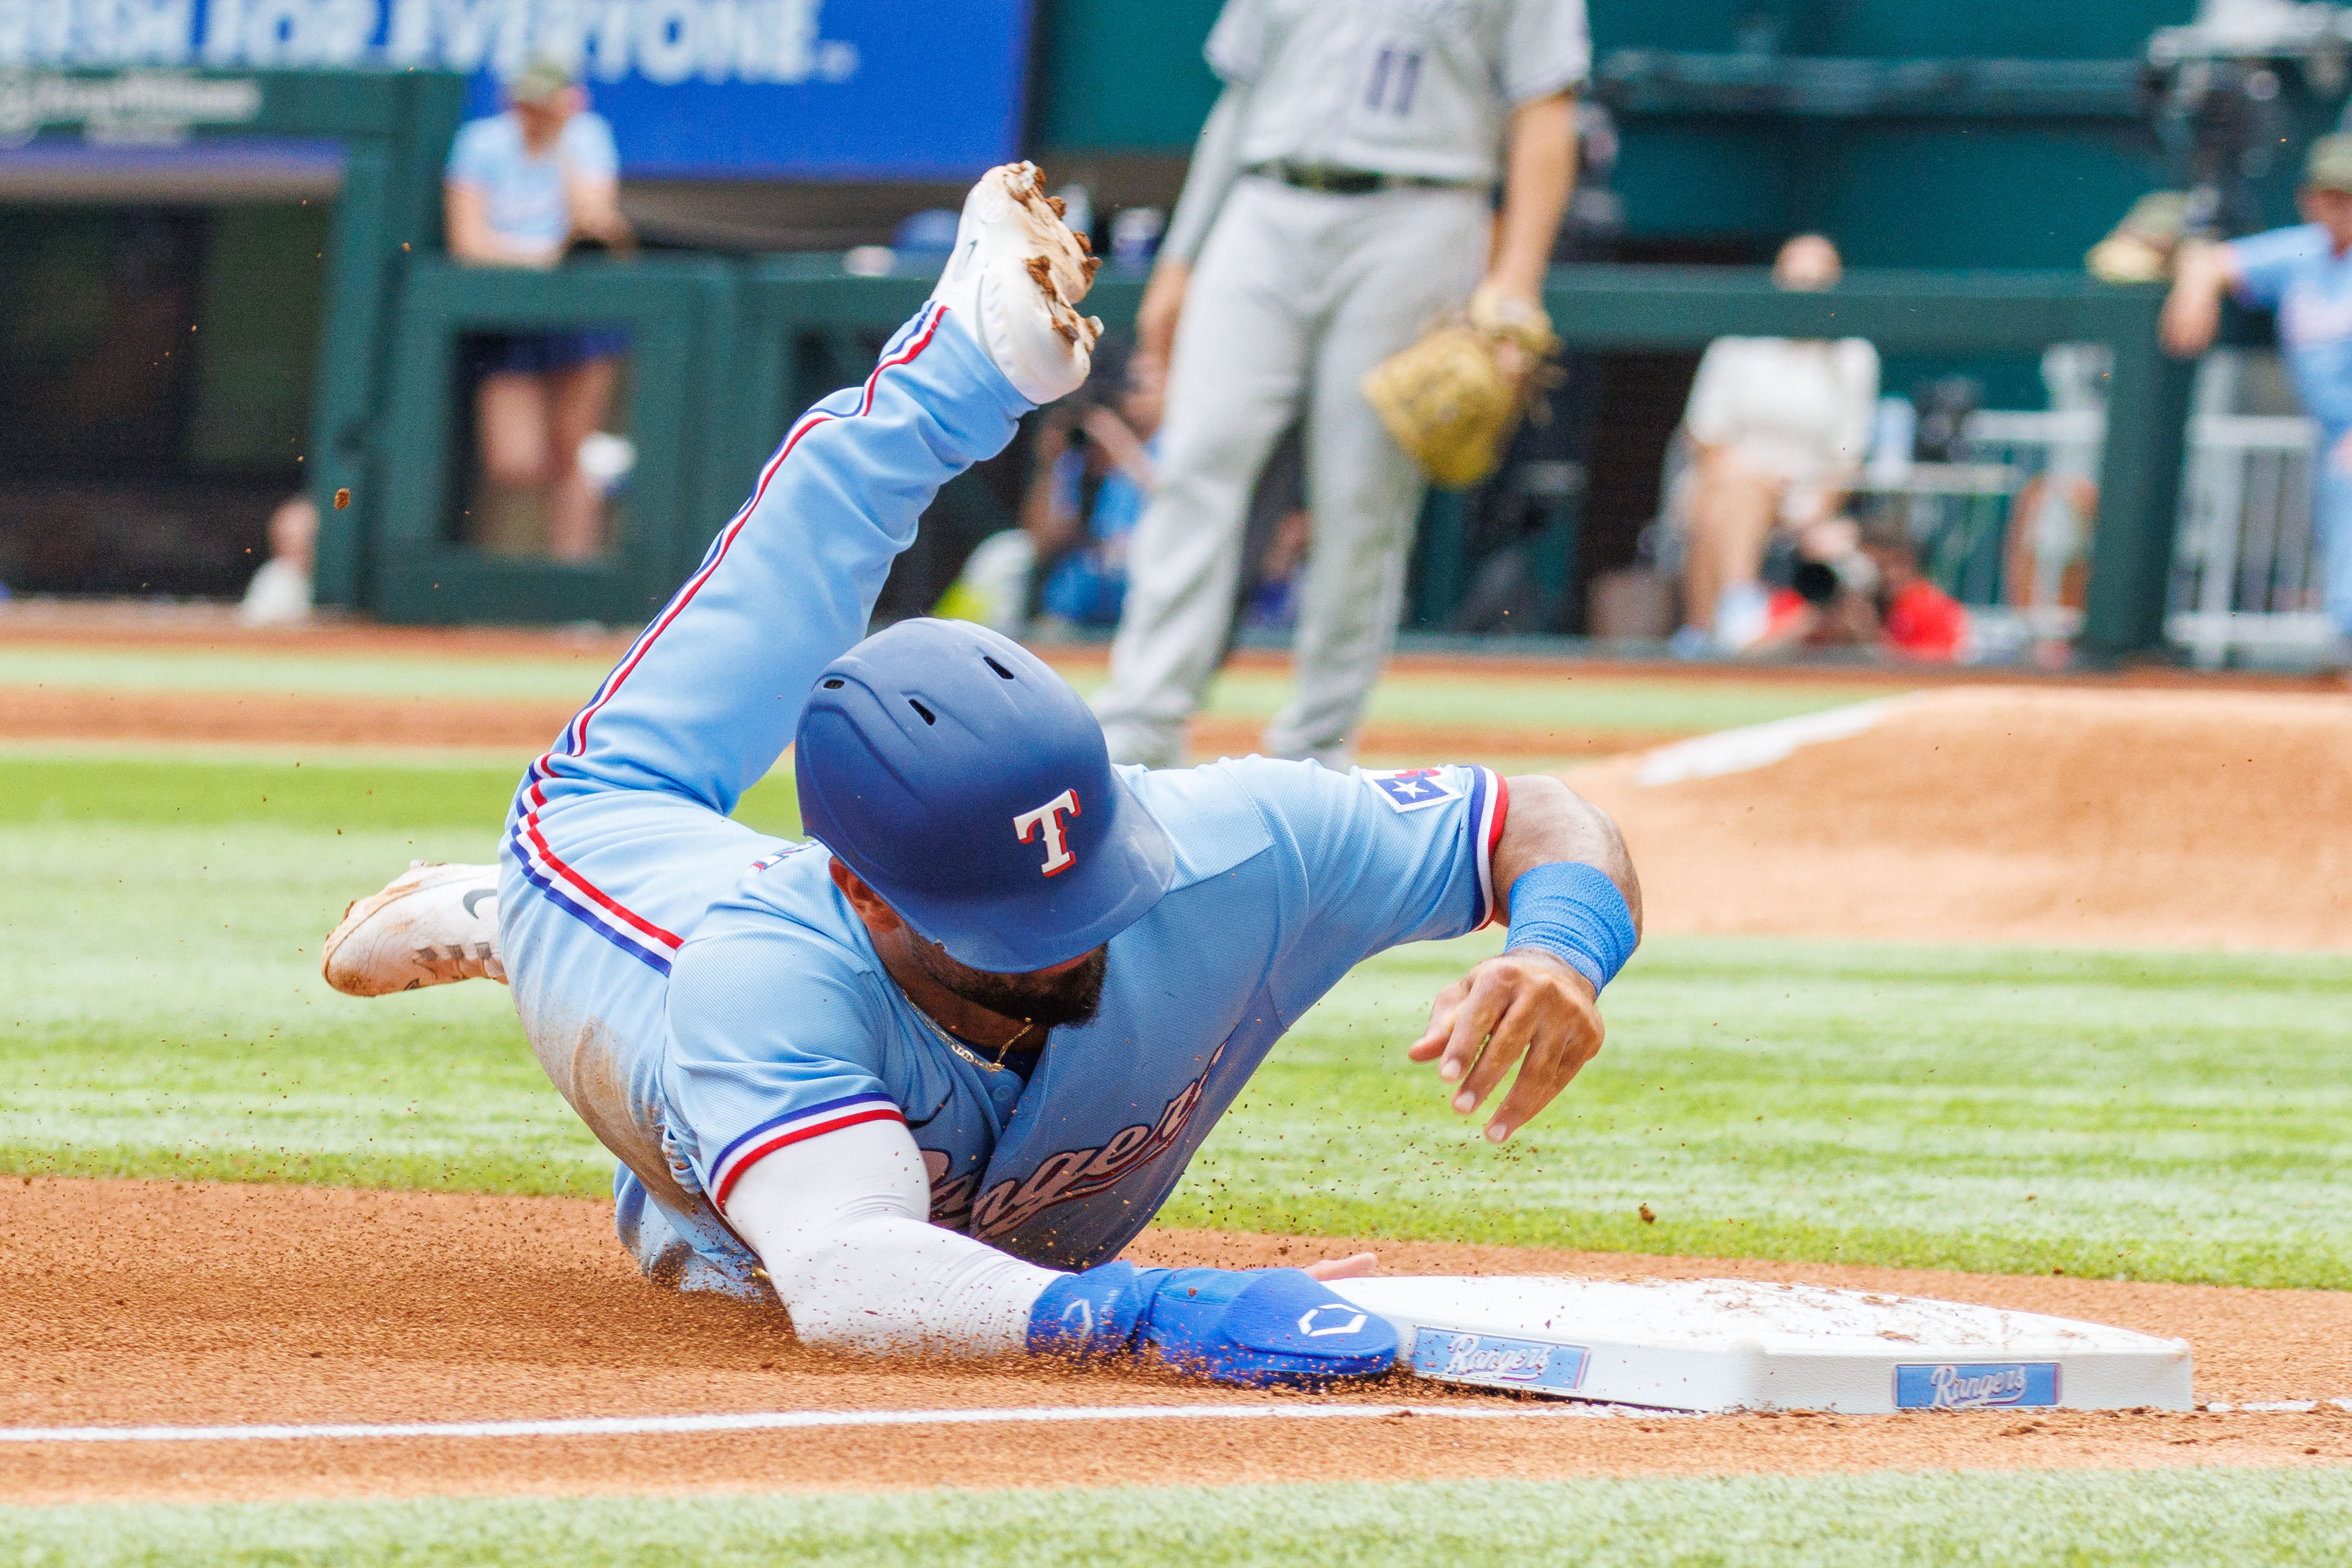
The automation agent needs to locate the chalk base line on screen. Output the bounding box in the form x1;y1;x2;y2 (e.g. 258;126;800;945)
0;1401;1682;1446
5;1398;2341;1446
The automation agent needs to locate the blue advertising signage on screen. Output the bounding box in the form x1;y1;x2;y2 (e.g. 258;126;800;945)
2;0;1035;179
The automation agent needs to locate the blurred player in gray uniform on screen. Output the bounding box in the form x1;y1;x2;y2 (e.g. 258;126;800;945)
1092;0;1587;768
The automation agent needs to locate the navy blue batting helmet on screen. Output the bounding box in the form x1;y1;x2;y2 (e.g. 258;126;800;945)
794;618;1176;973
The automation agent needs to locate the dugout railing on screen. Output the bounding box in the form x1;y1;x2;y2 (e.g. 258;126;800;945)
372;256;737;624
1523;267;2192;660
354;259;2190;659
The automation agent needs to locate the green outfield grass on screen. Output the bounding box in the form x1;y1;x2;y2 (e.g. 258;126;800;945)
6;751;2349;1288
0;648;618;704
1174;935;2352;1287
5;1470;2350;1566
0;644;1895;737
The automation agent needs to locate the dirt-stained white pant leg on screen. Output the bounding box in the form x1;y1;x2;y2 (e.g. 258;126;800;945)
1093;180;1315;768
496;305;1031;1299
1265;187;1489;766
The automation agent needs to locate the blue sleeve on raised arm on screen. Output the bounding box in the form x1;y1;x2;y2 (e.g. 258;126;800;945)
1228;758;1509;1023
2227;224;2327;310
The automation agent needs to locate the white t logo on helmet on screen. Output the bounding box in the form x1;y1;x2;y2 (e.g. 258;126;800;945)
1013;788;1082;877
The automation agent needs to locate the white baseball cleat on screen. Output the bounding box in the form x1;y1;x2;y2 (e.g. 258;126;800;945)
930;161;1103;405
322;862;507;996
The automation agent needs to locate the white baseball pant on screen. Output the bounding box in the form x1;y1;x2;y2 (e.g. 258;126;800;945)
1092;176;1489;768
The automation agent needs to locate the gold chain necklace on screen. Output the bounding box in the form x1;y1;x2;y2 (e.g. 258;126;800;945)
906;998;1028;1075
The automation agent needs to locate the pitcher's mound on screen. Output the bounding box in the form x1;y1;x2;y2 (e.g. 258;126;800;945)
1571;685;2352;950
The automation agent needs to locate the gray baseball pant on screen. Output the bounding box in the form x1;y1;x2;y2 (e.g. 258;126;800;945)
1091;176;1488;768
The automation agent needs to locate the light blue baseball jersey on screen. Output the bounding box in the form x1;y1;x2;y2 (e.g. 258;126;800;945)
670;754;1504;1268
2230;223;2352;434
496;300;1513;1298
445;110;620;253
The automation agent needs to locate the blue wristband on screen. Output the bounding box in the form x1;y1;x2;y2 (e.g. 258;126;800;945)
1503;861;1636;994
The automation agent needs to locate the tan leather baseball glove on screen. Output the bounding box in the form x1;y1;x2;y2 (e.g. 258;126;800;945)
1360;288;1560;489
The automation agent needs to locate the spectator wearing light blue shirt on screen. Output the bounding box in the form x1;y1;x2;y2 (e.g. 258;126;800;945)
444;58;635;562
2164;133;2352;671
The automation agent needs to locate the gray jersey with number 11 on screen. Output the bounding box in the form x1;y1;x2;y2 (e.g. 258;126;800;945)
1207;0;1591;184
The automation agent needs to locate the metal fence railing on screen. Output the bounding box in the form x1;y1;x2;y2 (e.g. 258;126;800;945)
1948;407;2334;668
357;265;2202;649
1957;408;2104;655
2169;413;2332;668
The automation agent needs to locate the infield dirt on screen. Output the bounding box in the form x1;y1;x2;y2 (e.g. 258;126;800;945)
3;1179;2348;1505
10;614;2351;1505
1576;684;2352;951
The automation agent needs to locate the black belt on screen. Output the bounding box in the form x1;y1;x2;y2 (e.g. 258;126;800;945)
1246;160;1489;195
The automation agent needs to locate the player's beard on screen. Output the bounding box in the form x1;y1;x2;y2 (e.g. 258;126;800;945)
916;943;1109;1031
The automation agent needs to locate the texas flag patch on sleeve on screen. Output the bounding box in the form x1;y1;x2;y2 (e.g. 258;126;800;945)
1363;767;1462;813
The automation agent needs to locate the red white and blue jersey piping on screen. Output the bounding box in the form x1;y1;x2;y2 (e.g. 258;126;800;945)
538;302;946;779
709;1092;907;1208
505;792;685;974
510;304;950;974
1467;766;1510;929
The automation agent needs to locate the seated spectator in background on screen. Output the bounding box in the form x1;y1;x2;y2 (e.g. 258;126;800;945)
444;58;635;563
1676;234;1879;654
1749;512;1969;662
238;494;316;627
944;339;1163;636
2162;134;2352;673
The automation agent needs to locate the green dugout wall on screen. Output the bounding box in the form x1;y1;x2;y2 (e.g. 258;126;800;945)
22;2;2231;650
0;69;460;600
294;72;469;611
373;257;737;624
361;259;2185;658
11;70;473;609
1028;0;2209;269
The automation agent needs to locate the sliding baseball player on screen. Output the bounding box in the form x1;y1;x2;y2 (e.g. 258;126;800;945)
324;164;1641;1386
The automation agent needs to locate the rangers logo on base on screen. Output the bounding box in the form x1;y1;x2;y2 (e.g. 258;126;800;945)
1410;1329;1590;1392
1895;1363;2060;1409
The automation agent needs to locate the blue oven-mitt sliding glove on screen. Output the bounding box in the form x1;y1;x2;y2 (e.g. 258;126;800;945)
1028;1262;1397;1387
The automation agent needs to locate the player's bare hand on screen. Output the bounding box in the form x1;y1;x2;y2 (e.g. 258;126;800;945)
1409;950;1602;1143
1135;259;1192;377
2160;243;2229;359
1301;1252;1377;1281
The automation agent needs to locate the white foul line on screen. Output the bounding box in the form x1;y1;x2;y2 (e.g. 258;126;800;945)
0;1401;1675;1446
13;1399;2334;1445
2199;1399;2352;1414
